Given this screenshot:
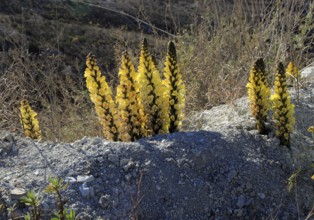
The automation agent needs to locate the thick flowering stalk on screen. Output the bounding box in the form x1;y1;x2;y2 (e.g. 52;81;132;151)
84;53;118;141
20;100;41;140
138;38;169;134
163;41;185;133
271;63;295;148
116;52;147;141
246;58;271;134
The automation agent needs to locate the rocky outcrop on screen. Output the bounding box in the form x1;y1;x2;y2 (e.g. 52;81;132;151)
0;82;313;219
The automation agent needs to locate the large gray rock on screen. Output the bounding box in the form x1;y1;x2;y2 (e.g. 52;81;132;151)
0;84;313;219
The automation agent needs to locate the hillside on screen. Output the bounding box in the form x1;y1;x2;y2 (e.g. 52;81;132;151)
0;75;314;219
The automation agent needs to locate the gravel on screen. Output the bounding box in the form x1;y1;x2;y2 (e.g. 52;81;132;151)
0;78;313;219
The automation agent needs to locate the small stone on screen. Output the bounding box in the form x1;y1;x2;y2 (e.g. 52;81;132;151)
76;212;92;220
65;177;77;183
228;169;237;180
77;175;94;183
108;154;119;165
10;188;26;200
258;193;265;199
236;195;246;208
79;182;91;198
120;158;129;167
125;174;132;182
99;194;112;209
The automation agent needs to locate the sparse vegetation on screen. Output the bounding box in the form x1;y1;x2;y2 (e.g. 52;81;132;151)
20;177;76;220
0;0;313;219
1;0;312;141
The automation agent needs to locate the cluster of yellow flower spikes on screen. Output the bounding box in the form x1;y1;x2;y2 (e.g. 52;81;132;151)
20;100;41;140
138;38;169;135
84;53;119;141
84;40;185;142
163;41;186;133
246;58;271;134
116;52;147;141
271;63;295;148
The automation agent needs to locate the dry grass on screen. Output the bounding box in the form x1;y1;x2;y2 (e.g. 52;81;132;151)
177;0;313;113
0;0;313;141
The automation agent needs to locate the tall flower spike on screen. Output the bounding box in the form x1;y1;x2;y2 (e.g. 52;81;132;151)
246;58;271;134
286;61;300;83
84;53;119;141
20;100;41;140
138;38;169;135
271;62;295;148
163;41;185;133
115;52;147;141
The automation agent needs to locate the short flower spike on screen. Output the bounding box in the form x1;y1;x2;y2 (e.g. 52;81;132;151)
20;100;41;140
271;62;295;148
84;53;119;141
246;58;271;134
286;61;300;82
138;38;169;135
163;41;186;133
116;52;147;141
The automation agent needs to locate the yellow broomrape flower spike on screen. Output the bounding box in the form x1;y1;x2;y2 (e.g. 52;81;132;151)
286;61;300;82
246;58;271;134
115;52;147;141
138;38;169;135
271;62;295;148
19;100;41;140
84;53;119;141
163;41;185;133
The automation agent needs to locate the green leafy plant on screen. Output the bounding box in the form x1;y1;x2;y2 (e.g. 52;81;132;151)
137;38;169;135
271;63;295;148
20;190;42;220
246;58;271;134
45;177;74;220
163;41;186;133
19;100;42;140
115;52;147;141
84;53;119;141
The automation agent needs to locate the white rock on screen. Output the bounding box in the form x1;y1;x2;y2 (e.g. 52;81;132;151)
10;188;26;199
77;175;94;183
65;177;77;183
301;65;314;81
79;182;91;198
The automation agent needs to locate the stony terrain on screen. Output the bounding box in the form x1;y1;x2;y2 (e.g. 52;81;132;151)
0;69;313;219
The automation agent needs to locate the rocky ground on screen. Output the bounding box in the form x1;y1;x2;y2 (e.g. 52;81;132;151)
0;69;313;219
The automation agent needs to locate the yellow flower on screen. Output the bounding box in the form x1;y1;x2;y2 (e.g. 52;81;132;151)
247;58;270;134
286;61;300;82
138;38;169;135
163;41;185;133
116;52;147;141
84;53;118;141
308;126;314;133
271;62;295;148
19;100;42;140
